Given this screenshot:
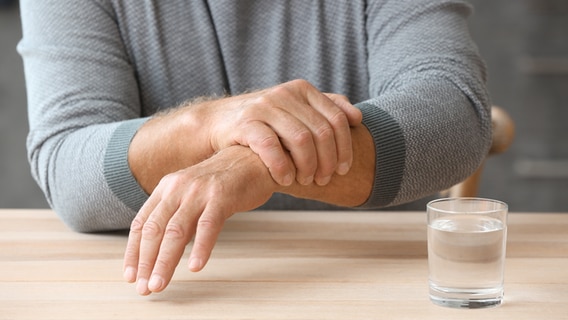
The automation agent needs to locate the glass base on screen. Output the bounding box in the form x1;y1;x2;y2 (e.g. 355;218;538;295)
429;286;503;309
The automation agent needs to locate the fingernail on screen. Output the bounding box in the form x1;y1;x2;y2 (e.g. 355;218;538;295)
337;162;350;175
189;257;202;271
123;267;136;283
300;175;314;185
318;175;331;186
282;173;294;186
136;278;150;296
148;275;163;292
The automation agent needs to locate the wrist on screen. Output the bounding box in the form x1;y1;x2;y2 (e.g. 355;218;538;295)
274;124;374;207
216;145;281;193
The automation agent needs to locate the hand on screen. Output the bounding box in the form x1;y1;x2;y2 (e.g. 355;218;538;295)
196;79;362;187
123;146;277;295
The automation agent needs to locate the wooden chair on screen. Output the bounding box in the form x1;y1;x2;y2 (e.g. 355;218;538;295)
443;106;515;197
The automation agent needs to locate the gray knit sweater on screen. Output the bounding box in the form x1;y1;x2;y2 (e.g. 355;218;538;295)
18;0;491;232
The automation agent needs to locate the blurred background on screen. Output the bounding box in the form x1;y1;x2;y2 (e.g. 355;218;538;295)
0;1;566;211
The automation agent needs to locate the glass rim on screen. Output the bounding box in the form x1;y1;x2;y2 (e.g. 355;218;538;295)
427;197;508;215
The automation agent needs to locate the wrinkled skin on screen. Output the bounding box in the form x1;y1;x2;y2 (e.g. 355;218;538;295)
123;146;278;295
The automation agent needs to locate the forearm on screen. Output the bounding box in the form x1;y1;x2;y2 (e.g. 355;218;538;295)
128;102;215;194
276;124;374;207
131;106;374;208
129;82;363;196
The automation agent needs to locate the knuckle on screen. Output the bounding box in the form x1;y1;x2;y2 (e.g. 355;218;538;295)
153;258;176;274
141;220;163;240
163;221;188;241
197;216;223;233
156;179;176;196
123;247;139;260
291;128;313;146
248;95;271;110
159;172;177;184
137;260;155;272
266;85;290;100
288;78;311;89
130;217;145;232
157;172;193;198
329;93;349;103
329;110;349;128
270;157;290;171
255;134;281;150
159;172;182;189
314;124;334;142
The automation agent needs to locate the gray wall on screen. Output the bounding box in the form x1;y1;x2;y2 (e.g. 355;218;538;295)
1;1;566;211
469;0;568;212
0;4;47;208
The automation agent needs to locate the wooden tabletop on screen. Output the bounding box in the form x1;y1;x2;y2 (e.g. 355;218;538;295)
1;209;567;320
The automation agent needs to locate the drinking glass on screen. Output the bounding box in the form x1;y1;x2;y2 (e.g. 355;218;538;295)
427;197;508;308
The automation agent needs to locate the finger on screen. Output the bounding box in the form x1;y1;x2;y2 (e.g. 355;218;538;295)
309;118;338;185
136;199;179;295
147;203;194;293
237;109;318;186
321;104;353;176
123;194;161;284
275;80;345;184
274;116;319;186
324;95;361;175
325;93;362;126
238;121;296;186
301;87;354;183
256;81;335;185
187;205;226;273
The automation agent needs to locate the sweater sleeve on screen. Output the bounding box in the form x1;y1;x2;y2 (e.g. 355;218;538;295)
18;0;148;231
357;0;492;208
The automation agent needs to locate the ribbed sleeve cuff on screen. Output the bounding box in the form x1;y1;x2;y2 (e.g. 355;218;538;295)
103;118;150;212
356;102;406;208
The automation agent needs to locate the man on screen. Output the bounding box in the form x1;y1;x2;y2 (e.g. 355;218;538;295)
18;0;491;295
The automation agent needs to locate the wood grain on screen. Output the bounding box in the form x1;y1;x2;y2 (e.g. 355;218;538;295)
1;210;567;320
